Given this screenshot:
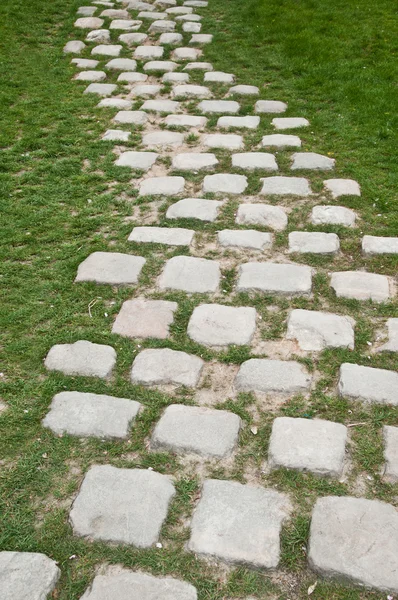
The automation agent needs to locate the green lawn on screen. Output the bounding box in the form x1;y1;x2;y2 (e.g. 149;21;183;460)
0;0;397;598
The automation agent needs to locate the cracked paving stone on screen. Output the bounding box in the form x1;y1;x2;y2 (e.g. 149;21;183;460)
110;19;142;30
237;262;312;295
86;29;111;43
112;298;178;339
131;348;204;386
286;309;355;351
44;340;116;379
75;251;146;284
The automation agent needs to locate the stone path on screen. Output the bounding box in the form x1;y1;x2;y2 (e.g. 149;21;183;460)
3;0;398;598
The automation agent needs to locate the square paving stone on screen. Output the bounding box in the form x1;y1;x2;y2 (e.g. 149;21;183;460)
288;231;340;254
330;271;392;302
198;100;240;114
129;226;194;246
232;152;278;171
166;198;224;221
158;256;220;293
218;230;273;251
79;567;198;600
268;417;347;477
172;153;218;171
378;318;398;352
202;174;248;194
338;363;398;406
291;152;335;171
75;252;146;284
311;205;356;227
112;298;178;339
286;309;355;351
187;479;291;568
237;262;312;295
255;100;287;113
44;340;116;379
151;405;241;457
0;552;60;600
362;235;398;255
70;466;175;546
383;425;398;481
187;304;257;347
235;359;312;395
324;178;361;197
236;204;287;231
43;391;141;439
64;40;86;53
131;348;204;387
139;176;185;196
260;176;311;196
308;496;398;593
261;134;301;148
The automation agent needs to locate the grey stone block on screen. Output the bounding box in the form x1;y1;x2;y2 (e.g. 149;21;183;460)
74;70;106;82
101;129;130;142
338;363;398;406
378;318;398;352
165;114;207;128
43;391;141;439
0;552;60;600
138;10;168;19
80;567;197;600
286;309;355;351
158;255;220;293
119;32;148;45
86;29;111;44
260;176;311;196
115;151;158;170
118;71;148;83
291;152;335;171
159;32;183;44
141;99;180;113
172;47;202;61
64;40;86;53
129;226;194;246
204;71;234;83
163;72;190;83
235;359;312;394
330;271;392;302
218;230;272;251
172;153;218;171
131;83;161;97
44;340;116;379
113;110;148;124
75;16;104;28
131;348;204;386
202;173;247;194
236;204;287;231
229;84;259;95
72;58;99;68
70;466;175;546
100;8;128;17
110;19;142;30
324;178;361;197
203;133;243;150
362;235;398;255
175;13;202;21
217;116;260;129
139;176;185;197
166;198;223;221
75;251;146;284
143;60;178;72
232;152;278;171
383;425;398;481
272;117;309;129
255;100;287;113
311;205;356;227
269;417;347;477
91;44;122;56
190;34;213;44
142;131;184;148
172;84;212;98
84;83;117;95
148;19;176;32
151;405;241;457
106;58;137;70
288;231;340;254
308;496;398;593
188;479;291;568
97;97;132;109
198;100;240;114
134;45;164;59
261;134;301;148
166;5;193;13
237;262;312;295
182;22;202;33
78;7;98;16
188;304;257;346
112;298;178;339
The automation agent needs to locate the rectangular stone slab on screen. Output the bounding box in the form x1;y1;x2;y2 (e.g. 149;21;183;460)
131;348;204;387
188;479;291;568
151;405;241;458
235;359;312;395
338;363;398;405
128;226;194;246
0;552;60;600
70;465;175;546
237;262;312;295
308;496;398;593
112;298;177;339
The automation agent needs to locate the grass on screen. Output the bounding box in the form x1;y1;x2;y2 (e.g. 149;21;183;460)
0;0;397;598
